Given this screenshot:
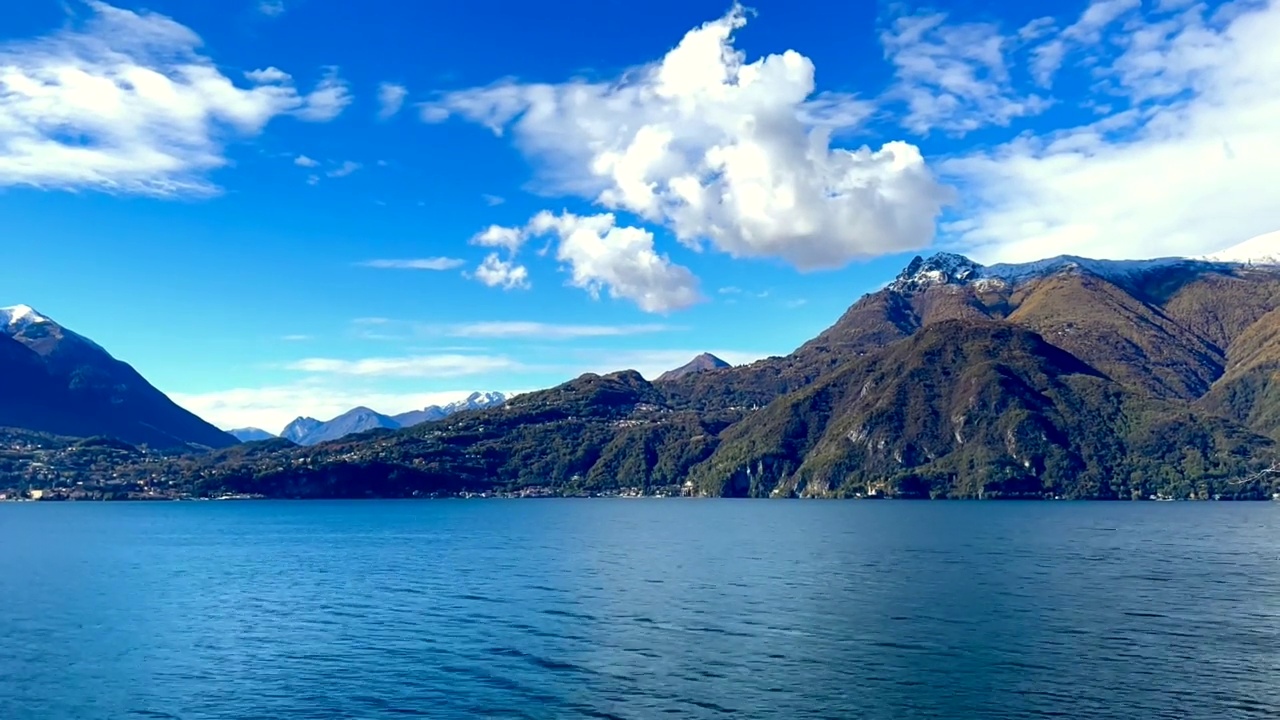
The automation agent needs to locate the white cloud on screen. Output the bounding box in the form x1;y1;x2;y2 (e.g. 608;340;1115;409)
377;82;408;119
945;0;1280;262
473;253;530;290
487;211;703;313
880;12;1051;134
482;193;506;206
1031;0;1142;85
471;224;526;253
306;174;319;186
359;257;465;270
245;66;291;84
0;2;349;195
424;5;949;271
326;160;361;178
286;353;520;378
445;321;671;340
258;0;286;17
281;334;312;341
294;154;319;167
295;68;352;121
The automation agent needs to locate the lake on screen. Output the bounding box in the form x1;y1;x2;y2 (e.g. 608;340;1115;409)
1;500;1278;719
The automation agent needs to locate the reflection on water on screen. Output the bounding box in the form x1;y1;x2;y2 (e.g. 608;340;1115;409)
1;500;1278;719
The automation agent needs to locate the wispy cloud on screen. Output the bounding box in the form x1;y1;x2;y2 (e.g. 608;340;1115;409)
358;257;465;271
257;0;286;17
880;12;1051;135
281;334;312;341
326;160;361;178
294;155;319;168
377;82;408;119
0;2;351;196
286;354;520;378
445;321;672;340
946;0;1280;262
482;193;506;206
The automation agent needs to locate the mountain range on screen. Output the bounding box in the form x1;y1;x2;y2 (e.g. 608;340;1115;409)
265;392;510;446
0;305;236;449
4;244;1279;500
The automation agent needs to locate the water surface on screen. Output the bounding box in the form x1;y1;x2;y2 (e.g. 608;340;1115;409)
2;500;1278;719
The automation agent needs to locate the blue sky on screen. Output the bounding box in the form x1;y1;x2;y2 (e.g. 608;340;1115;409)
1;0;1276;431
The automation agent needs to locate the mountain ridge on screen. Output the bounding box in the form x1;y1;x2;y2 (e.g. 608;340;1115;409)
5;246;1279;498
0;305;237;449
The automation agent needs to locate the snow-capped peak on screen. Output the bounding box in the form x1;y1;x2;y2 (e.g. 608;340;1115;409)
888;252;1217;295
1206;231;1279;265
888;253;983;292
0;304;53;332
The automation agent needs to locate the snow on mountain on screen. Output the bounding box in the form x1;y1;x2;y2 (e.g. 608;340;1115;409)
889;248;1274;295
1207;231;1279;265
284;392;511;445
443;391;507;414
0;304;52;333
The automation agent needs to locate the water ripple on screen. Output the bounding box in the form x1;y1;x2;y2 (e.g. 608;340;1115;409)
1;500;1278;719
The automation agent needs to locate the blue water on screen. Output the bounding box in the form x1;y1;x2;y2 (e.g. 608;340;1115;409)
2;500;1279;719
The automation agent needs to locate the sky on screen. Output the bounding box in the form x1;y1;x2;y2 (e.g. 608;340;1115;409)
2;0;1277;432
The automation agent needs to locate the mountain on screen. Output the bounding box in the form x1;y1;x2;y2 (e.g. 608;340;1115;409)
11;248;1279;500
0;305;237;449
291;407;400;446
228;428;276;442
280;417;323;444
288;392;510;446
656;353;731;382
1208;230;1279;265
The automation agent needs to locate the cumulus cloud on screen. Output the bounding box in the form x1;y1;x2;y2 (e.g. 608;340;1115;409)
0;1;350;195
471;224;526;253
478;211;703;313
945;0;1280;262
880;12;1052;134
377;82;408;119
359;257;465;270
473;253;530;290
424;4;949;271
294;154;319;167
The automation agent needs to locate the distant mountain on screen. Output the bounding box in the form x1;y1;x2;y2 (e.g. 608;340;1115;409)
656;353;731;382
280;417;322;444
1207;230;1280;265
292;392;509;445
390;406;448;427
293;407;400;446
0;305;237;449
228;428;276;442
